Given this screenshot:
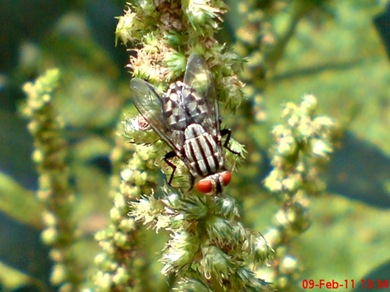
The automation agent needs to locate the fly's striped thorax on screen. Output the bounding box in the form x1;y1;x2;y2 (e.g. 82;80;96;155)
183;123;224;177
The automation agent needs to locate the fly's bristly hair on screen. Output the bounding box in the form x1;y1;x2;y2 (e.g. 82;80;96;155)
130;54;239;195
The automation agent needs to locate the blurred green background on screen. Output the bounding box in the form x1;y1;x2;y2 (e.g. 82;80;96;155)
0;0;389;291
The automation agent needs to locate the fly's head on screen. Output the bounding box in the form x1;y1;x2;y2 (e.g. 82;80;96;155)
195;171;232;195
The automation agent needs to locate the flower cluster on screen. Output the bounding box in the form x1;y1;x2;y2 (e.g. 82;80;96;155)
110;0;274;290
130;191;273;291
21;69;82;290
263;95;335;289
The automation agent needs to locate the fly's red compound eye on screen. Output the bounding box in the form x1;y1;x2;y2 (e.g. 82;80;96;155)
196;172;232;194
196;179;213;194
221;171;232;186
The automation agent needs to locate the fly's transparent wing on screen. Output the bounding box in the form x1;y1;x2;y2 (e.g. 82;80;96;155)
184;54;213;97
183;54;220;137
130;78;178;151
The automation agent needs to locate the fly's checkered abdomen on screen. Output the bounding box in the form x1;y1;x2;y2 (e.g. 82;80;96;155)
163;82;211;129
183;124;224;177
163;82;187;131
181;85;210;125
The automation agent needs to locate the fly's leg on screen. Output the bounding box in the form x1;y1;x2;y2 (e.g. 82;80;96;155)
221;128;241;156
164;151;177;186
188;174;195;192
164;151;195;191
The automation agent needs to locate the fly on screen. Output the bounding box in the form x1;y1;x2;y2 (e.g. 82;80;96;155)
130;54;239;195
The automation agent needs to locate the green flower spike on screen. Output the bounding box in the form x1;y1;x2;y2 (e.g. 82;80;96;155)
264;95;335;289
21;69;82;291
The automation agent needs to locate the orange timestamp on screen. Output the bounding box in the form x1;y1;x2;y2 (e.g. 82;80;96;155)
301;279;389;290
